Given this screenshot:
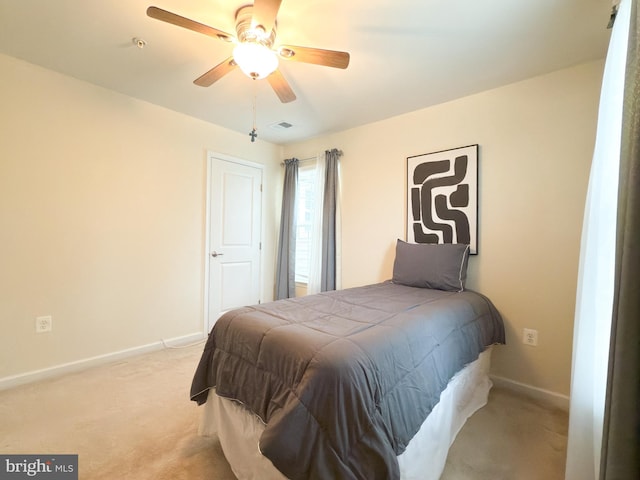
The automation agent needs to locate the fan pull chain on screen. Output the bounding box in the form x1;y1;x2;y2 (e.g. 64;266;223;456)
249;83;258;143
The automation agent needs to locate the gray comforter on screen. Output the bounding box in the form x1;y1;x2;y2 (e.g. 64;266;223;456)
191;281;505;480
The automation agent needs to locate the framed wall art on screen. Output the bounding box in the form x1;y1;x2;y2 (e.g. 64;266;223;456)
407;144;478;254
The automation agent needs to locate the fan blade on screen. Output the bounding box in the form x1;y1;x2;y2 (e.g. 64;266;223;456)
252;0;282;34
194;57;237;87
277;45;350;69
267;70;296;103
147;6;233;42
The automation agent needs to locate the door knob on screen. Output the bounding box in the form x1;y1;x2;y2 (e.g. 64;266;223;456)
211;251;224;257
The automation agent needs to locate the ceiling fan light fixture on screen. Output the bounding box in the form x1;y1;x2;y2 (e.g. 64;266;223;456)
147;4;349;102
233;42;278;79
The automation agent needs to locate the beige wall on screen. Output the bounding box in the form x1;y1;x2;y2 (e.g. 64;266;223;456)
0;51;604;397
283;60;604;397
0;53;282;380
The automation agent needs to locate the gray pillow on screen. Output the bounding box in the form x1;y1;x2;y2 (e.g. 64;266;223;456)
392;239;470;292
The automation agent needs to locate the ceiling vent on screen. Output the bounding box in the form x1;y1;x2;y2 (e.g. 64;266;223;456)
269;121;294;130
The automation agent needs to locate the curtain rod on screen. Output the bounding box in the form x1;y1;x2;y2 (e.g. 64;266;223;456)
281;150;343;166
280;156;316;166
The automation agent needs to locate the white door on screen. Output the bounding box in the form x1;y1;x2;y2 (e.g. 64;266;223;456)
207;154;262;331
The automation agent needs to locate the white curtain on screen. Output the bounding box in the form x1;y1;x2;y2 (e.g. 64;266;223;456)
335;162;342;291
307;153;325;295
565;1;631;478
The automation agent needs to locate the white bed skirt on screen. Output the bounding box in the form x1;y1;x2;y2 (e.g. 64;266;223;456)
199;346;494;480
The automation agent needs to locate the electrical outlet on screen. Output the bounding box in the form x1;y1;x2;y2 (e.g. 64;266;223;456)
523;328;538;346
36;315;52;333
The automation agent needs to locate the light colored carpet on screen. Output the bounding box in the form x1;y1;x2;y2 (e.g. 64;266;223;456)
441;386;568;480
0;345;568;479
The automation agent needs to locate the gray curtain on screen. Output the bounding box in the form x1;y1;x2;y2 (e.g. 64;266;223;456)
320;149;342;291
601;1;640;478
275;158;298;300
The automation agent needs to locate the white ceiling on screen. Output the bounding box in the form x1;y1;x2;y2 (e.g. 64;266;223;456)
0;0;613;145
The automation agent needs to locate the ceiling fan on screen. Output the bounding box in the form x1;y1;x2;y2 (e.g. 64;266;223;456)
147;0;350;103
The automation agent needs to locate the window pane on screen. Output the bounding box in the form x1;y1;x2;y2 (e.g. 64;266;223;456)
295;165;316;283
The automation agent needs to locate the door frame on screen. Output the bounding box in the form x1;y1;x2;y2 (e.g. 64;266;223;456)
203;151;264;333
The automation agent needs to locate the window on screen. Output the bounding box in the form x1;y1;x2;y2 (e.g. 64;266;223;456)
295;163;317;283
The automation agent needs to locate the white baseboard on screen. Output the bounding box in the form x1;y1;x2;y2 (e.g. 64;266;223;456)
490;374;570;411
0;332;205;391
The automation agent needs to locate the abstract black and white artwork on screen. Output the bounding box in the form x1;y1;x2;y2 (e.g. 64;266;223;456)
407;144;478;254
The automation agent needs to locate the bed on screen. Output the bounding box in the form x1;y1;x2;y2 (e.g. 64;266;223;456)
190;241;505;480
